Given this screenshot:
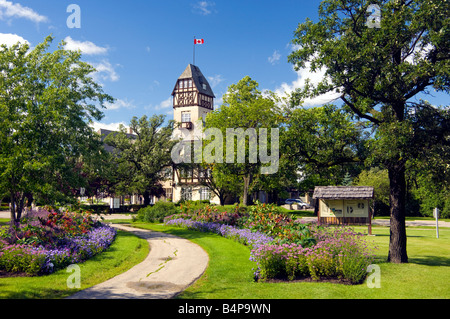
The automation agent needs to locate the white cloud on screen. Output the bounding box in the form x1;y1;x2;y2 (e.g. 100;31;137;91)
192;1;216;15
207;74;224;88
90;121;129;133
268;50;281;65
91;60;120;82
154;97;172;110
0;32;28;46
64;36;108;55
274;63;341;106
104;98;135;111
405;43;434;65
0;0;48;23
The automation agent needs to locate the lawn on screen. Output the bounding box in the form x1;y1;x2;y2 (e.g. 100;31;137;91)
131;221;450;299
0;229;149;299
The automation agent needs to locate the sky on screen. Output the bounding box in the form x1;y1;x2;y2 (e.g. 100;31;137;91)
0;0;448;132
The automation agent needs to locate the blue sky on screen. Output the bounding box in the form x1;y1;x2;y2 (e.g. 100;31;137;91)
1;0;447;131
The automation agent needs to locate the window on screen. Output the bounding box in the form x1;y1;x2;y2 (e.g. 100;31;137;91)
200;187;211;201
161;167;172;179
181;187;192;201
188;79;192;87
179;80;184;89
199;168;211;178
181;111;191;122
181;167;192;178
164;188;173;200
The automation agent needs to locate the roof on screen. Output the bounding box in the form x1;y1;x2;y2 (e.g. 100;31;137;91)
97;128;136;153
172;64;215;97
313;186;374;199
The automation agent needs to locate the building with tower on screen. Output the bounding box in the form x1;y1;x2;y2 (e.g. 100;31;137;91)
160;64;221;204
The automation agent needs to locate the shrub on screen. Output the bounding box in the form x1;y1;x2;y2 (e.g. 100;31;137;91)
250;226;377;284
250;244;309;281
191;205;242;226
0;245;47;275
138;201;179;222
240;202;316;246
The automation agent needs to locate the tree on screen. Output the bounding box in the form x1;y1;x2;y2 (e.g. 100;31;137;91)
203;76;282;205
104;115;175;206
354;167;390;216
283;104;366;187
0;36;112;224
288;0;449;262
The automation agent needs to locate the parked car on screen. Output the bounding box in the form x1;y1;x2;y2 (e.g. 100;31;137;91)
284;198;310;209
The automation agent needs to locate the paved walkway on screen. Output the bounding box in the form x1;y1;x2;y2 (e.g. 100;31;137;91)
68;224;209;299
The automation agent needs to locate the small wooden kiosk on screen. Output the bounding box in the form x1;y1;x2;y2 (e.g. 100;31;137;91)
313;186;374;234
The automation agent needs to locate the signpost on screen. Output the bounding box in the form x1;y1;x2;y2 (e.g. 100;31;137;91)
433;208;439;239
110;198;120;214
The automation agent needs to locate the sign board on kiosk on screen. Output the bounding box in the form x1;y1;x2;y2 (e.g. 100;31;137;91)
313;186;375;235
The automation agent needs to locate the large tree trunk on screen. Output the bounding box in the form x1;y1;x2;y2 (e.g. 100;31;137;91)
9;191;26;226
387;162;408;263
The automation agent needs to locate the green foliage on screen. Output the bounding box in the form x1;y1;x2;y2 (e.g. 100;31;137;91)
104;115;175;205
354;167;390;216
137;201;179;223
284;104;366;189
0;36;113;222
204;76;283;205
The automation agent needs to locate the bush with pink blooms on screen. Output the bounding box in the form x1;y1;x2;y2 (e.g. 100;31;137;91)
250;226;377;284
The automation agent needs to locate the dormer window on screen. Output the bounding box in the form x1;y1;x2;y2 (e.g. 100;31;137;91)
202;83;207;90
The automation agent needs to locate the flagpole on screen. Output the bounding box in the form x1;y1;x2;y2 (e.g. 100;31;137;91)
193;36;196;65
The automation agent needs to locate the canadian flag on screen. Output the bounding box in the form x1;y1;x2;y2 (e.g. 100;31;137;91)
194;38;204;44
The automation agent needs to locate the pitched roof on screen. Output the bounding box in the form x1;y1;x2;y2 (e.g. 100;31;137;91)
313;186;374;199
173;64;215;97
97;128;136;153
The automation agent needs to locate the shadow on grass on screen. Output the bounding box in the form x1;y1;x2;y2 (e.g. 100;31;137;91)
409;256;450;267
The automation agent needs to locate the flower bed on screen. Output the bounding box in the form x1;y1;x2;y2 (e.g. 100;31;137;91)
250;227;377;284
164;202;377;285
0;208;116;276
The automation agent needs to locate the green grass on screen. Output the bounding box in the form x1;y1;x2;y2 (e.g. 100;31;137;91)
0;230;149;299
131;221;450;299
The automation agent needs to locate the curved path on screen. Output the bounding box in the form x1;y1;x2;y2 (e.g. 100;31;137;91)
68;224;209;299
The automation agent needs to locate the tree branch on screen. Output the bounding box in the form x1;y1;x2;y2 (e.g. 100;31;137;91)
341;95;381;124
